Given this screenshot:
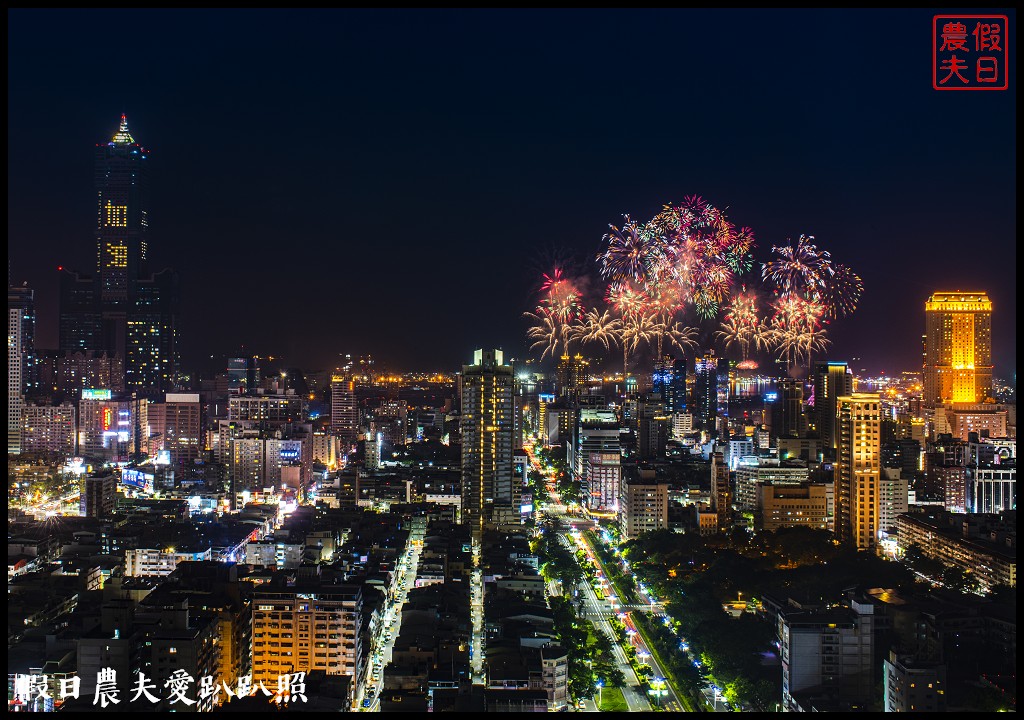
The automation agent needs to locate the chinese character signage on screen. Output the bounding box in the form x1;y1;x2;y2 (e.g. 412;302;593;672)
933;15;1008;90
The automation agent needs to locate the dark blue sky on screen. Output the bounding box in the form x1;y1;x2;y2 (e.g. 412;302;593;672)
8;9;1016;377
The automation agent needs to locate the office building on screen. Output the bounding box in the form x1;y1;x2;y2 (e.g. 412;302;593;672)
652;354;687;414
693;353;718;432
966;462;1016;514
78;389;146;463
229;392;306;423
710;451;732;530
227;356;260;395
671;412;694;439
57;268;102;354
588;452;621;513
556;354;588;404
835;393;882;551
252;578;363;705
780;598;876;711
811;361;852;457
571;408;620;504
878;467;909;535
758;483;829;531
21;402;76;457
331;374;358;448
772;378;807;440
461;349;515;537
81;473;116;517
147;393;202;468
620;470;668;539
734;459;812;514
8;284;34;454
883;652;947;713
922;292;993;406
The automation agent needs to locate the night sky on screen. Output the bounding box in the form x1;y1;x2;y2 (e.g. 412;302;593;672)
8;9;1016;377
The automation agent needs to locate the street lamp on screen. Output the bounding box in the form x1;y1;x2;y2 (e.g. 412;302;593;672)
648;677;668;708
596;681;603;709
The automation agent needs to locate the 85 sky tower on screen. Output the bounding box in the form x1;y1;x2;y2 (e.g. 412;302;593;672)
59;115;178;394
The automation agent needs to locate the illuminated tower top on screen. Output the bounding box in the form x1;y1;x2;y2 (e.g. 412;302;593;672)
111;113;134;144
922;291;992;406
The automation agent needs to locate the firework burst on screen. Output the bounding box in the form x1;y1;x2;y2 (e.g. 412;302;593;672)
648;195;756;320
597;215;662;284
605;280;647;318
538;268;584;324
570;308;621;351
762;234;863;321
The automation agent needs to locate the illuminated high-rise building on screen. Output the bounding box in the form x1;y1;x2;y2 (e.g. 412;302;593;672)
693;353;719;432
811;361;853;458
8;282;35;454
58;115;178;395
147;393;202;469
556;354;588;405
330;374;358;448
835;393;881;551
253;580;363;708
571;409;620;504
461;349;514;538
652;354;687;413
922;292;993;406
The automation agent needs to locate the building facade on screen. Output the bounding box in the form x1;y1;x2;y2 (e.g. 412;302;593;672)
922;292;993;406
835;393;882;551
461;349;515;537
620;472;668;539
21;402;76;457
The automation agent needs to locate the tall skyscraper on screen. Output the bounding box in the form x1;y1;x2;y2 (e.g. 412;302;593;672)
693;353;719;432
835;393;882;551
8;282;35;454
461;349;514;537
59;115;178;395
811;361;853;458
571;408;620;504
922;292;993;406
556;354;588;404
331;373;358;448
652;354;687;413
771;378;806;440
716;357;731;438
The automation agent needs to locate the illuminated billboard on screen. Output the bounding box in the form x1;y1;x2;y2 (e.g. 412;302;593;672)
82;388;112;400
121;468;153;489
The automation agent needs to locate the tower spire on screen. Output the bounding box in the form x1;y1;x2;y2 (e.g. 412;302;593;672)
111;113;134;144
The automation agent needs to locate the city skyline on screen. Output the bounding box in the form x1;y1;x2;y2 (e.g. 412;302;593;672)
8;9;1016;377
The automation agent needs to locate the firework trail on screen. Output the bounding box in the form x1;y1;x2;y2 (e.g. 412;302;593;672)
570;308;621;352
